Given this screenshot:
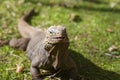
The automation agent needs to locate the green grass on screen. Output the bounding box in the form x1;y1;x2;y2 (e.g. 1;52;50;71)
0;0;120;80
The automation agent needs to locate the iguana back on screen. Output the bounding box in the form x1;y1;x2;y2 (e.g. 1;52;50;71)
26;31;46;60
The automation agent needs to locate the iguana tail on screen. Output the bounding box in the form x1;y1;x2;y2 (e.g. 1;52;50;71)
0;39;9;47
18;8;39;38
9;38;30;51
0;38;30;51
0;9;38;49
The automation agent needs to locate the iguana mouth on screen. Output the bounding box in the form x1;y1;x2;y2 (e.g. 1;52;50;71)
53;37;65;40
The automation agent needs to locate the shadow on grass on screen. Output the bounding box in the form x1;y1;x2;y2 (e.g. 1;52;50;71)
72;6;120;13
84;0;108;4
26;1;120;13
69;49;120;80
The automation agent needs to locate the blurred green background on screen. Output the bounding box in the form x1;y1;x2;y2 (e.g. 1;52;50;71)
0;0;120;80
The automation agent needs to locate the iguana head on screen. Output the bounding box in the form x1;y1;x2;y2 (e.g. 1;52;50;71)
45;25;69;44
44;26;69;69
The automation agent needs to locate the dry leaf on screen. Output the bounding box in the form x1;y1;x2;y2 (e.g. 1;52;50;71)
69;13;81;22
110;2;117;8
16;65;24;73
18;0;24;4
108;45;118;52
74;36;78;40
106;28;113;33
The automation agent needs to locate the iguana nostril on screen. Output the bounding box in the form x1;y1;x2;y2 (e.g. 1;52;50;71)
56;32;61;36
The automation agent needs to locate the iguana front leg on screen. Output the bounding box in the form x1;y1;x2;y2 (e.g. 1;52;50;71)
31;57;43;80
31;66;42;80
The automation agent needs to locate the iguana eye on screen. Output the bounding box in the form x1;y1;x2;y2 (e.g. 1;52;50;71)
49;31;53;34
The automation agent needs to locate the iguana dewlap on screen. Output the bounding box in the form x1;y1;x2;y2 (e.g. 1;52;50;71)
8;9;80;80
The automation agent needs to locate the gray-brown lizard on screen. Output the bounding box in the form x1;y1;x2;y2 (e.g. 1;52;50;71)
2;9;80;80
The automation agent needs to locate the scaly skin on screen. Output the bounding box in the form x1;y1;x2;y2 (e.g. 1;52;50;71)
1;9;80;80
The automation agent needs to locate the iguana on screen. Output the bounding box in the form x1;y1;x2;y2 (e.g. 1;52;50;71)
1;9;80;80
